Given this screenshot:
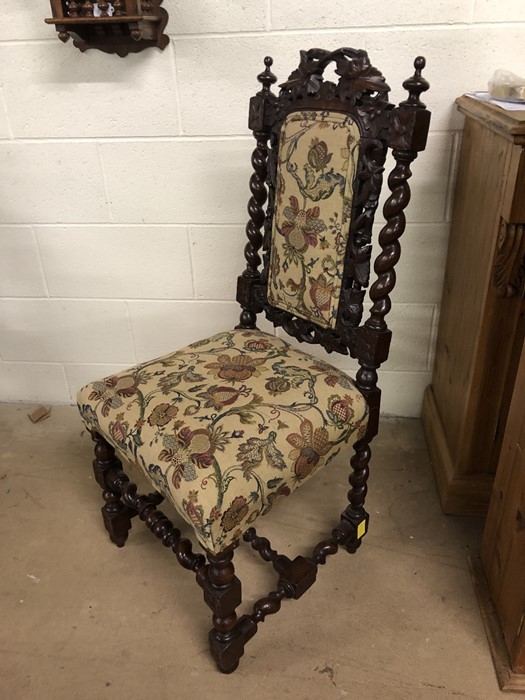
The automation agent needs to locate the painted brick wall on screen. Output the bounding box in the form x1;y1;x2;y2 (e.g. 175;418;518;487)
0;0;524;416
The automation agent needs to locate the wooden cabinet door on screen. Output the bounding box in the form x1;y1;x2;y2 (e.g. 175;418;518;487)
482;339;525;672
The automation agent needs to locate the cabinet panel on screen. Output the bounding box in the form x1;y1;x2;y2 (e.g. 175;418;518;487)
481;339;525;674
422;96;525;515
502;147;525;223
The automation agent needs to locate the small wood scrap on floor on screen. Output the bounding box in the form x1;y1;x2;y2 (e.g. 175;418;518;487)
27;406;52;423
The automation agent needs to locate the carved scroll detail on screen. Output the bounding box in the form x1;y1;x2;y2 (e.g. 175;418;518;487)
279;47;390;104
493;219;525;298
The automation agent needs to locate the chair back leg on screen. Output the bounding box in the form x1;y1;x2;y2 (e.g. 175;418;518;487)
91;432;133;547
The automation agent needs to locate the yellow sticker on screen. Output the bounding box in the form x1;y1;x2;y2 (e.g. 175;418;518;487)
357;520;367;539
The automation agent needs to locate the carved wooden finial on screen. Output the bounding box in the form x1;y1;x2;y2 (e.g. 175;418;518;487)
141;0;154;15
97;0;110;17
67;1;80;17
114;0;126;16
257;56;277;95
401;56;429;108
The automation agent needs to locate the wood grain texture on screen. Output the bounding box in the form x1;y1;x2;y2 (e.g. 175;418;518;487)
457;95;525;144
421;386;494;515
502;146;525;222
468;555;525;692
433;117;509;466
481;339;525;674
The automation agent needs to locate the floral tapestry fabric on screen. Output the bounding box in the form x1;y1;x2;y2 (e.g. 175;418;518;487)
268;110;361;329
77;330;368;553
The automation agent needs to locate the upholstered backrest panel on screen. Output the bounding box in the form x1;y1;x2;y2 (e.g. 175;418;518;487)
267;110;361;329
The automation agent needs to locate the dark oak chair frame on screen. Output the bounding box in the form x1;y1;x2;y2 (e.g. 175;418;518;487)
89;47;430;673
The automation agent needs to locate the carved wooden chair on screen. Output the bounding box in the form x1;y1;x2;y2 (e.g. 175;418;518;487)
77;47;430;673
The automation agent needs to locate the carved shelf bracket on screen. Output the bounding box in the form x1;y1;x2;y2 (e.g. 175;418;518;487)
45;0;169;56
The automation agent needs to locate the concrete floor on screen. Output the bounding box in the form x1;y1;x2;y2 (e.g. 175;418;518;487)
0;404;516;699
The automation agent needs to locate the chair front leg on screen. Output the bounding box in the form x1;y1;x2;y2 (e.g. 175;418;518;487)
335;438;371;553
200;548;246;673
91;432;132;547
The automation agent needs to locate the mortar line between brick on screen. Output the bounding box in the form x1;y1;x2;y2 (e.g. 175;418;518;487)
376;369;432;375
30;223;189;229
426;304;439;372
96;142;114;223
266;0;272;31
63;361;131;367
124;301;137;364
5;219;447;227
444;132;460;223
0;223;36;228
30;225;51;298
1;359;63;366
0;39;56;45
165;21;525;40
2;130;456;144
186;225;197;298
0;297;234;303
1;359;129;366
8;135;253;144
0;21;524;46
59;363;73;403
169;41;184;135
0;88;14;140
0;297;435;307
7;221;249;227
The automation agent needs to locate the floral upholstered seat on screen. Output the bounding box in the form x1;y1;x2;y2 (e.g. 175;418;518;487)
78;329;368;553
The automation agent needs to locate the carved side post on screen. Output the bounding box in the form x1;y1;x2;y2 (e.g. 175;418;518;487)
236;57;277;330
91;432;133;547
340;57;431;551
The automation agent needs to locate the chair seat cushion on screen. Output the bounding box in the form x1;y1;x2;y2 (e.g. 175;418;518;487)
77;329;369;553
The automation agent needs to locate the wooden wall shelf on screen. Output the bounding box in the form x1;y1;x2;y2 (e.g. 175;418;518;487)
45;1;169;57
